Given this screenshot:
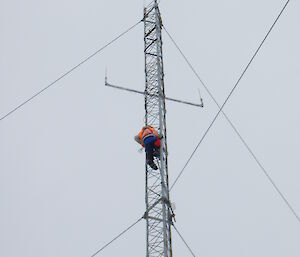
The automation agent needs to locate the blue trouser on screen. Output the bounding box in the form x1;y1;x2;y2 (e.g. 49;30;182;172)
144;136;157;163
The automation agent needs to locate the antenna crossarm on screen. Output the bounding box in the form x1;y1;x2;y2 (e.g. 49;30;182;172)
105;81;203;108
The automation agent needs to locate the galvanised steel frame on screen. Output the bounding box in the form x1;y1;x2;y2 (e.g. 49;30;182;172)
143;1;173;257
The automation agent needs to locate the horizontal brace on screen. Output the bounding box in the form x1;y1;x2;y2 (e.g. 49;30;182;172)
147;216;163;222
105;80;203;108
144;20;156;25
145;52;160;58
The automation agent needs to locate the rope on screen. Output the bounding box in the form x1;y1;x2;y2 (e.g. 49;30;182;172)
0;20;142;122
164;0;300;224
169;0;291;190
173;224;197;257
90;217;143;257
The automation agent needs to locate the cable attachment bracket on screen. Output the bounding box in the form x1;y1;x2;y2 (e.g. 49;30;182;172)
162;196;176;223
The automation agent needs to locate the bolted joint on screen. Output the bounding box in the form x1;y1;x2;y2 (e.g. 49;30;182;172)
142;212;148;220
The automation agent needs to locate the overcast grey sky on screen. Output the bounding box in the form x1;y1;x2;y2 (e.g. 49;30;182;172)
1;0;299;256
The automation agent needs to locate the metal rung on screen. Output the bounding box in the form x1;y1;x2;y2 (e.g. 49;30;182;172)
146;52;160;58
147;215;163;222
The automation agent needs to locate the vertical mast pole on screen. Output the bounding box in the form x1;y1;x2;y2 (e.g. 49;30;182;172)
143;1;173;256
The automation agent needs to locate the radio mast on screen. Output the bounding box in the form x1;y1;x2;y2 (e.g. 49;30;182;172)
143;1;173;256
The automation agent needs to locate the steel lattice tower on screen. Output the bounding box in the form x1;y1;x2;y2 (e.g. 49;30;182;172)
143;1;173;256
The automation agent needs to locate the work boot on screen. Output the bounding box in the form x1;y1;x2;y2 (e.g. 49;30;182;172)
147;161;158;170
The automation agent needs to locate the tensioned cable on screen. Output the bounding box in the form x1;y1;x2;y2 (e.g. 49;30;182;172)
90;216;143;257
173;224;197;257
164;1;300;223
169;0;292;200
0;20;142;122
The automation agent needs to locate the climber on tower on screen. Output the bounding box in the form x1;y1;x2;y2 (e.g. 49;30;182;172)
134;125;162;170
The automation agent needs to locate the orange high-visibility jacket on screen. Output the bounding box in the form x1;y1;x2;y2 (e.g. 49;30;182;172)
138;126;159;146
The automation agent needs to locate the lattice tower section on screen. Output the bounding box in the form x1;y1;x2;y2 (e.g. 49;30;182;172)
143;1;173;257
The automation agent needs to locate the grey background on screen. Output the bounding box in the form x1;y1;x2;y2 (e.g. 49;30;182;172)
0;0;299;256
